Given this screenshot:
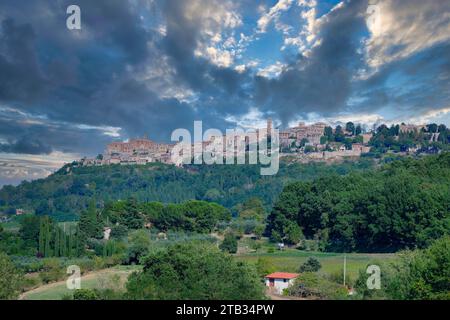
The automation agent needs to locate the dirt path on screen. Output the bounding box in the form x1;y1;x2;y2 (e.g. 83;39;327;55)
19;269;120;300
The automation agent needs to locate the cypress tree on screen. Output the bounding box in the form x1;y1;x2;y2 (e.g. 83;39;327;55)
44;218;51;257
54;227;60;257
60;228;66;257
68;226;73;258
38;218;45;256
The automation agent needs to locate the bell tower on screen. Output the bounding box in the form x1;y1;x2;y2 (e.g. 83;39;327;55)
267;118;273;136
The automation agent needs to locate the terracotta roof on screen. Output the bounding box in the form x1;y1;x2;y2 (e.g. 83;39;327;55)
265;272;300;279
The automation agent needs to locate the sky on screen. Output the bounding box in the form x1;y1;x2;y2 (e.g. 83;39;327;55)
0;0;449;186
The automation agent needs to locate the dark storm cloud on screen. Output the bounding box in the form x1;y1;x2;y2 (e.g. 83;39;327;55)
160;0;253;115
0;136;52;155
354;41;450;117
0;0;449;164
0;0;253;156
0;18;46;102
254;0;369;125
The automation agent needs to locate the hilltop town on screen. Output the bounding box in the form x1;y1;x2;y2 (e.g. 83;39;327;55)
79;120;449;167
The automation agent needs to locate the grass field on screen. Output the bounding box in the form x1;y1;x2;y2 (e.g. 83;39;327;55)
0;218;21;232
235;247;397;282
21;265;141;300
19;236;399;300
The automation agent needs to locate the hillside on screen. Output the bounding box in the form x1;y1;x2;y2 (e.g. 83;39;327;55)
268;152;450;252
0;159;375;220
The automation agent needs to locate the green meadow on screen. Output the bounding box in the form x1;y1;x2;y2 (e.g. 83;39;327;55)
21;265;141;300
235;247;397;281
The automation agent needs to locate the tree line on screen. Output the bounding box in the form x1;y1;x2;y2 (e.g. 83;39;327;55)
267;153;450;252
0;160;374;220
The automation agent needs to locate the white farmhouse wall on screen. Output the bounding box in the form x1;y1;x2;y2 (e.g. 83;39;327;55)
265;278;296;294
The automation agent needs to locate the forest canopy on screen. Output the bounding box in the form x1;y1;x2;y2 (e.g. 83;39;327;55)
267;153;450;252
0;159;374;220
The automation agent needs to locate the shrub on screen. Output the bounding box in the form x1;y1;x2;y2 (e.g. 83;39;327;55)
73;289;99;300
111;225;128;239
286;272;348;300
123;230;151;265
355;236;450;300
0;252;23;300
299;257;322;273
219;232;238;254
126;242;264;299
255;257;276;278
39;258;64;284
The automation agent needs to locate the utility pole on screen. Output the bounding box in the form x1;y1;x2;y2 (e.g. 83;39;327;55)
343;253;347;287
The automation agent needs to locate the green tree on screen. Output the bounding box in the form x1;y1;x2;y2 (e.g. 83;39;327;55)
237;197;266;221
255;257;277;278
124;229;151;265
141;201;164;222
299;257;322;272
427;123;438;133
388;236;450;300
0;252;23;300
286;272;347;299
346;122;355;135
220;232;238;254
283;222;303;245
39;258;63;283
335;125;345;142
324;126;334;140
355;237;450;300
254;224;265;239
126;242;264;299
54;226;60;257
73;289;99;300
120;198;144;230
19;215;41;251
38;216;53;257
267;153;450;252
78;199;102;239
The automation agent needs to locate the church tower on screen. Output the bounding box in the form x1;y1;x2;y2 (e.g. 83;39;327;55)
267;118;273;136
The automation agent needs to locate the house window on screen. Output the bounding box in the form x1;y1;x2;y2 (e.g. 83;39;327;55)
283;279;287;283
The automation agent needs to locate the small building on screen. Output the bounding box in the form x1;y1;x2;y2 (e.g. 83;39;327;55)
15;209;25;216
265;272;299;294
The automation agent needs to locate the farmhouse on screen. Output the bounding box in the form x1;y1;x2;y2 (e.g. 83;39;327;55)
265;272;299;294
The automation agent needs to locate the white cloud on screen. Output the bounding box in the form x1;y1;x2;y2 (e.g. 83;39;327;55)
187;0;243;68
0;151;80;186
364;0;450;68
76;124;122;137
257;61;286;78
225;107;271;130
195;46;233;68
257;0;294;33
402;107;450;126
289;106;450;130
234;60;259;73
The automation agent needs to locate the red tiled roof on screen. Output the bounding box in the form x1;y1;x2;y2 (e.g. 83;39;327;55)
265;272;300;279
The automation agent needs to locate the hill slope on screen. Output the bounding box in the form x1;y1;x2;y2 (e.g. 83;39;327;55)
0;159;374;220
268;153;450;252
